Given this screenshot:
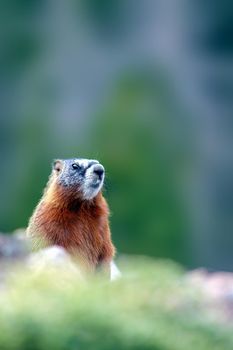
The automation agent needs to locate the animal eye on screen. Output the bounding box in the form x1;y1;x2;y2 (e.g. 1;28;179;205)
72;163;81;170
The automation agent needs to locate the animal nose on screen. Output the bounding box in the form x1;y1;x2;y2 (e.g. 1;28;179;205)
87;160;99;168
92;164;104;179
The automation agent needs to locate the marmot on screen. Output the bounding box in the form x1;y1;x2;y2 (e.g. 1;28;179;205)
27;158;115;277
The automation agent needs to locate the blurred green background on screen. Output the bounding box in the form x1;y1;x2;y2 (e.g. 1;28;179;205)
0;0;233;270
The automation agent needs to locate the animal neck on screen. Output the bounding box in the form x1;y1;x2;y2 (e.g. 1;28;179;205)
42;182;107;217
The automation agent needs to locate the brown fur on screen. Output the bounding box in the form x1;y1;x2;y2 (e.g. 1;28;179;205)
27;170;115;275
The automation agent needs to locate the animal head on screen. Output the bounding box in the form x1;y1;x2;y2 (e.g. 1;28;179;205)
52;158;105;200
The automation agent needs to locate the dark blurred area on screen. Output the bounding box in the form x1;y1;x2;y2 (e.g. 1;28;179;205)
0;0;233;270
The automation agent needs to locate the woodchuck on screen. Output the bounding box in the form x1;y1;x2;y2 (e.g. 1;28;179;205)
27;158;115;277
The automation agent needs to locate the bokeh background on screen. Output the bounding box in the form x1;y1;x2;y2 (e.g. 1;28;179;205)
0;0;233;270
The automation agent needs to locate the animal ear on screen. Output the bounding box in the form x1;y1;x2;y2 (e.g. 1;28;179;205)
53;159;63;172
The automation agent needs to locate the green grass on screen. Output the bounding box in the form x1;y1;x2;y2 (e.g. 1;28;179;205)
0;256;232;350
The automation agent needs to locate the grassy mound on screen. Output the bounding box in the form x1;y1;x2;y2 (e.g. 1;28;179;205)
0;256;232;350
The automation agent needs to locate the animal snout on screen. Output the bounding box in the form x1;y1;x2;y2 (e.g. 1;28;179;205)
92;164;104;179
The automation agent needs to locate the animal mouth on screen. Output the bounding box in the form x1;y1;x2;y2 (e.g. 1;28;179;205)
88;169;104;189
90;179;101;188
82;163;105;200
